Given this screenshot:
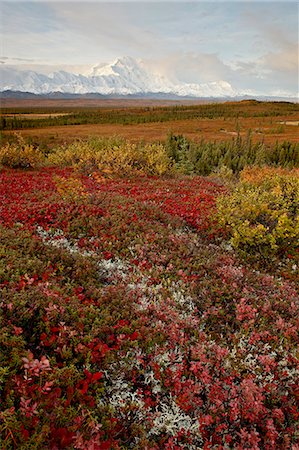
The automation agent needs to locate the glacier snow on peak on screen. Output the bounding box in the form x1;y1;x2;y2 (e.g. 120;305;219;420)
0;56;237;97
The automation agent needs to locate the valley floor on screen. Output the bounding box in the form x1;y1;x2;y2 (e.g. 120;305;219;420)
3;114;299;148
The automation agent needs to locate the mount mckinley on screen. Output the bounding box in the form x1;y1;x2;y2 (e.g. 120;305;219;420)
1;56;241;98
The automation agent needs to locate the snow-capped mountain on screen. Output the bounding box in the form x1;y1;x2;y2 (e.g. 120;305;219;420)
1;56;237;98
88;56;173;94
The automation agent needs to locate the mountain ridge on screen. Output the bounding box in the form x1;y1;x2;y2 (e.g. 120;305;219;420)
1;90;297;104
1;56;297;100
1;56;239;98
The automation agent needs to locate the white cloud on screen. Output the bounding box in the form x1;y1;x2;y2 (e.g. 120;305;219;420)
1;1;298;96
151;53;233;84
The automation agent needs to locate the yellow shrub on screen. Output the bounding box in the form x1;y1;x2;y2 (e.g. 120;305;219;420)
48;140;97;170
48;137;173;176
48;138;136;174
0;135;45;168
217;167;299;257
97;142;144;175
143;143;173;175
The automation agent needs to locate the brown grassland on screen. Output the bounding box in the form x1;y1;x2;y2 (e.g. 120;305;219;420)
1;98;298;146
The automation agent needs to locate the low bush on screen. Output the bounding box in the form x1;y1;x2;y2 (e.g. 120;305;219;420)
1;168;298;448
47;136;125;171
2;133;298;176
53;174;88;202
48;137;173;176
217;166;299;259
0;135;45;169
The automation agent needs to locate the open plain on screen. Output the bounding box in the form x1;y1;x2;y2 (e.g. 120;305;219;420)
1;99;299;147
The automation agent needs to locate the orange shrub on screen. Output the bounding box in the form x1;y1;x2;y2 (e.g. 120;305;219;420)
240;166;299;185
53;175;88;202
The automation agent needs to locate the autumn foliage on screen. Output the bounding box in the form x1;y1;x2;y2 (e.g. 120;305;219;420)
217;166;299;259
0;144;298;448
0;135;45;169
48;137;173;176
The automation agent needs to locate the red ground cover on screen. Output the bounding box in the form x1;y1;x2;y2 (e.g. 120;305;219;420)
0;169;298;449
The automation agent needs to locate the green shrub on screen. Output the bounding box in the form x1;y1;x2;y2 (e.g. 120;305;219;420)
217;167;299;258
165;133;299;176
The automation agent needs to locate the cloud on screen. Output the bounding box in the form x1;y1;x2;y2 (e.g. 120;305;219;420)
1;1;297;96
261;45;298;74
227;3;298;95
0;56;36;62
1;2;60;34
146;52;233;85
51;2;212;63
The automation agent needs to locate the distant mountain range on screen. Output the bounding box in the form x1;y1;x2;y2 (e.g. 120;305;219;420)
0;56;240;98
0;56;297;101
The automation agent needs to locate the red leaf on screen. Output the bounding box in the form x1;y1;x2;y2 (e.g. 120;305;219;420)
130;331;139;341
92;372;103;382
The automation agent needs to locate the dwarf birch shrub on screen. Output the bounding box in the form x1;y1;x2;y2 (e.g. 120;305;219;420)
143;143;173;175
240;165;299;185
0;135;45;168
48;137;173;176
98;142;144;174
217;167;299;257
48;137;125;171
96;142;172;176
48;140;92;167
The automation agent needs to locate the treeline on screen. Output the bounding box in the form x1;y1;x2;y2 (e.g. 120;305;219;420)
1;100;298;130
165;133;299;175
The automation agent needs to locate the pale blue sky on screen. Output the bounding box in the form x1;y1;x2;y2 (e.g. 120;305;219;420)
1;1;298;95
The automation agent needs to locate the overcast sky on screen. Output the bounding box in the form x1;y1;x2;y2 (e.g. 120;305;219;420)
1;1;298;96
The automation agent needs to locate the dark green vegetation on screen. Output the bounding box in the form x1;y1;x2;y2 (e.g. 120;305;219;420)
166;133;299;174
